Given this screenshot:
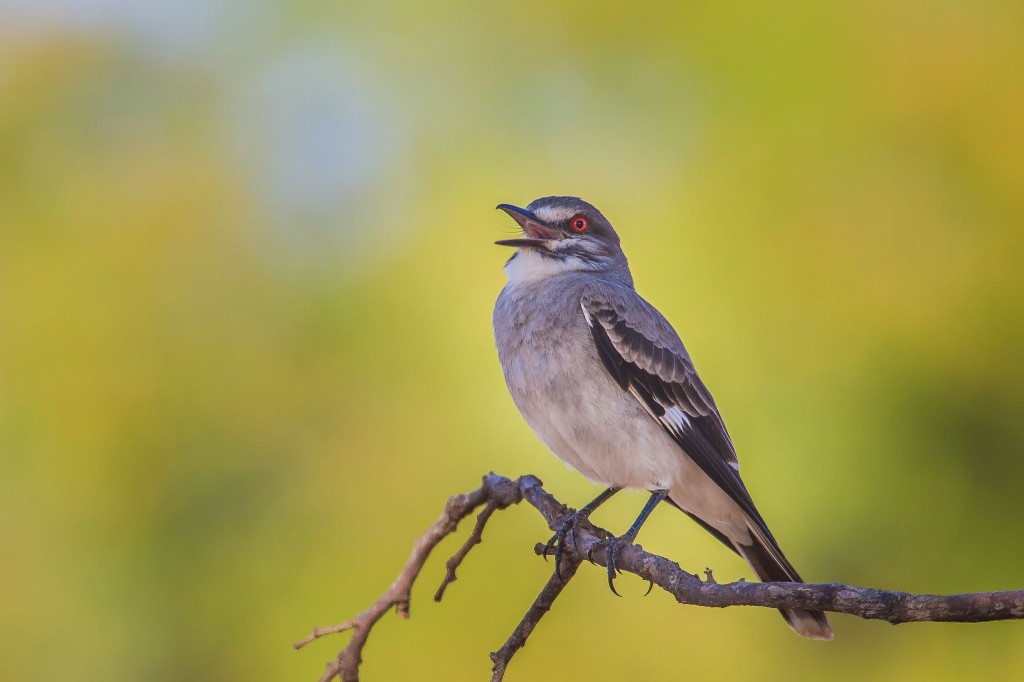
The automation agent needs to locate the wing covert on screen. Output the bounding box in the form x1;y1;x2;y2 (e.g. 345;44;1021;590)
580;291;771;530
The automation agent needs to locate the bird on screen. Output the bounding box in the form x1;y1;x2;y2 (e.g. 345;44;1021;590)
491;196;832;640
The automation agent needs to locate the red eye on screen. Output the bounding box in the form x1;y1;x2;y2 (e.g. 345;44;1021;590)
570;215;589;233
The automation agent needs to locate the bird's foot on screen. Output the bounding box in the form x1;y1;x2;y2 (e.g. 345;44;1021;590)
580;535;633;596
586;535;655;597
542;510;590;580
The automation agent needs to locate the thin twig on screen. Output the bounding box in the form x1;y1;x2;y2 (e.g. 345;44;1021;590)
292;620;358;650
292;473;522;682
296;473;1024;682
434;501;500;601
490;552;582;682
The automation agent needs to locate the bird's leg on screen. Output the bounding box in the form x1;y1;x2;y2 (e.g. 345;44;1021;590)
590;489;669;596
544;487;620;580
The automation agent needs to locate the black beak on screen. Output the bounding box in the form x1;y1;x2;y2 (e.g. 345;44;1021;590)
495;203;561;247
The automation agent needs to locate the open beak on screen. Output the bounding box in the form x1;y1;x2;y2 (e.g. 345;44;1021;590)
495;204;561;247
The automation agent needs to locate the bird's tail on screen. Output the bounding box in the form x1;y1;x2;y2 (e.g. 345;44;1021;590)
735;529;833;640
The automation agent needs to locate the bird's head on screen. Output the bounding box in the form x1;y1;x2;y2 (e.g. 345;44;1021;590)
495;196;630;284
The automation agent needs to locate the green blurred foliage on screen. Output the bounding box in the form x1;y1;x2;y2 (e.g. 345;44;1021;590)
1;2;1023;680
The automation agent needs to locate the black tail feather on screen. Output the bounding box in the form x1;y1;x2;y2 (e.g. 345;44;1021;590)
666;496;832;640
737;537;833;640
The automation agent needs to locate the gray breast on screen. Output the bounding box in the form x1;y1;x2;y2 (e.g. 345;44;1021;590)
493;276;683;489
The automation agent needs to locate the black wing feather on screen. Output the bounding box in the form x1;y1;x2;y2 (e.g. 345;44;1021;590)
582;297;778;543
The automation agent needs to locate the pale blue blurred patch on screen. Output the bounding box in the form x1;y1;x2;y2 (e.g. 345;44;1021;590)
0;0;239;61
0;1;416;276
223;43;414;274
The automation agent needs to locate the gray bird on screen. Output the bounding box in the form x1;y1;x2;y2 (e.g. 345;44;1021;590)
492;196;832;640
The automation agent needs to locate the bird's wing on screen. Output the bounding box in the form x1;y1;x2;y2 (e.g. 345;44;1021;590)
580;286;772;534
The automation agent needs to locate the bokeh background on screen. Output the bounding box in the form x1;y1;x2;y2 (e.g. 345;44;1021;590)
2;2;1023;680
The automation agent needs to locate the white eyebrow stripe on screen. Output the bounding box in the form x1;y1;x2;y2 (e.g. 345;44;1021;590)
532;206;576;223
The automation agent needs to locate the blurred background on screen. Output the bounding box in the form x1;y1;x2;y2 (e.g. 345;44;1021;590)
1;1;1023;680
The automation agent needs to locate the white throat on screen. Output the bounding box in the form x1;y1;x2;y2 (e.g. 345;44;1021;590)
503;248;583;284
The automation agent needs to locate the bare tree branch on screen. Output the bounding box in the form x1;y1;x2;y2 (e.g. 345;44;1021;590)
295;473;1024;681
292;474;523;682
434;500;501;602
489;551;581;682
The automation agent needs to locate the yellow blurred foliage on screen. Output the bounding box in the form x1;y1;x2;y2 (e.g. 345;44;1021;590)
1;2;1022;680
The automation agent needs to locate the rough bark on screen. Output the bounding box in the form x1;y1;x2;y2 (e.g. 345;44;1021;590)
293;473;1024;681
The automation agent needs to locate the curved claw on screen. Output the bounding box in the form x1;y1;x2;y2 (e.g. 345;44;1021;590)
541;535;556;562
555;525;579;576
602;540;618;593
604;540;626;596
592;537;651;597
607;573;622;596
544;513;580;580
